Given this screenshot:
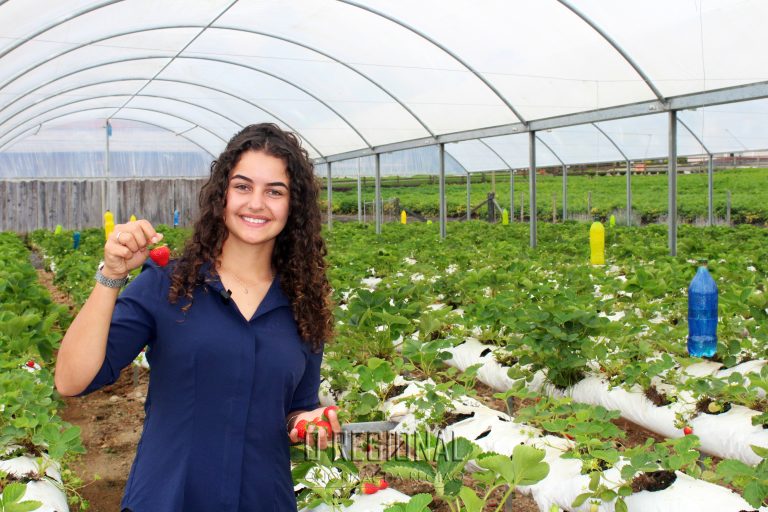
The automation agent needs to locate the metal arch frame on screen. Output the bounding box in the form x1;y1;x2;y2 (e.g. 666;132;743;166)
108;1;238;120
0;93;242;149
677;116;715;226
0;76;325;158
0;0;125;61
111;117;216;158
591;122;633;226
1;111;217;159
532;135;569;222
0;92;244;146
0;26;435;142
0;105;226;153
0;18;441;153
337;0;528;124
555;0;665;102
0;54;373;150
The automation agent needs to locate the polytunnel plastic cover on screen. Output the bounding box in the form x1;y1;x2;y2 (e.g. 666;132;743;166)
0;0;767;176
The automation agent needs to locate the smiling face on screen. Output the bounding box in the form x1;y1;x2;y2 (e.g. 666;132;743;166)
223;149;291;251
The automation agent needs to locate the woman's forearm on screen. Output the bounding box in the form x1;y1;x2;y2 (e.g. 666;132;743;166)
54;282;120;396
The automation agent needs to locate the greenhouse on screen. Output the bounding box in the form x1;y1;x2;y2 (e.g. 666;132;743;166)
1;1;768;511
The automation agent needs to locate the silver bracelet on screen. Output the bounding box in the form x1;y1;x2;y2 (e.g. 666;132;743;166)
95;263;129;289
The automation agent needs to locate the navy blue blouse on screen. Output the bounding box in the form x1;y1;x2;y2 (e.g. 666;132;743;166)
81;261;323;511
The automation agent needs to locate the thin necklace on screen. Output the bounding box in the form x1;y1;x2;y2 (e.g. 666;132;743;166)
220;267;274;295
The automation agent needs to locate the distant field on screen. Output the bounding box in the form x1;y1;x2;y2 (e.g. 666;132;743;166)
326;168;768;225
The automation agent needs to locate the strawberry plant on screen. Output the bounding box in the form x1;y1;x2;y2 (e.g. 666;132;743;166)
716;445;768;508
382;432;548;512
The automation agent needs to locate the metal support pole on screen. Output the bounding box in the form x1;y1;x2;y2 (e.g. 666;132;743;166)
439;144;446;239
668;111;678;256
375;153;381;235
326;162;332;230
529;131;537;248
466;173;471;221
510;172;515;222
562;164;567;221
707;155;714;226
357;158;362;224
726;190;732;225
588;191;592;216
626;160;632;226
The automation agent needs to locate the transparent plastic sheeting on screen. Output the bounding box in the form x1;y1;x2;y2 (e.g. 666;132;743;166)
0;0;767;176
317;146;466;179
0;119;211;178
446;98;768;172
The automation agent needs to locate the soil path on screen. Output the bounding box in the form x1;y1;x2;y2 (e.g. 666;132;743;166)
35;266;148;512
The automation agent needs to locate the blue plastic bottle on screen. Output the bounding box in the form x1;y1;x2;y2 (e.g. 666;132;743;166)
173;208;180;228
73;231;81;250
687;263;718;357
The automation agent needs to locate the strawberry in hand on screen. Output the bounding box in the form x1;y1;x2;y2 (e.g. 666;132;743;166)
149;245;170;267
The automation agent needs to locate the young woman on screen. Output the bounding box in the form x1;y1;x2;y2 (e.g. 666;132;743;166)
55;123;339;512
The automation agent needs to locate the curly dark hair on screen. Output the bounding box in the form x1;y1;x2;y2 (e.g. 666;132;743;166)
168;123;333;349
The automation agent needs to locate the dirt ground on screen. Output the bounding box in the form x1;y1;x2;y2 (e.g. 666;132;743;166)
61;368;149;512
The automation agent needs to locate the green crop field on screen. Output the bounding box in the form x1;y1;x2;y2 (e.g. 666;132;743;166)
326;168;768;225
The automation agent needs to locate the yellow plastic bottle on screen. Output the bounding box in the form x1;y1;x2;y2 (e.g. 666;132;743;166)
54;224;62;235
502;208;509;225
401;210;407;224
590;221;605;265
104;210;115;241
130;214;137;222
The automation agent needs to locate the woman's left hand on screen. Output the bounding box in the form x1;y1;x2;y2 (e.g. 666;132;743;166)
288;406;342;449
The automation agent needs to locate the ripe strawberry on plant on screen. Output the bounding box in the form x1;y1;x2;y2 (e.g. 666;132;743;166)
361;482;379;495
25;360;35;368
683;426;693;435
149;245;170;267
376;478;388;490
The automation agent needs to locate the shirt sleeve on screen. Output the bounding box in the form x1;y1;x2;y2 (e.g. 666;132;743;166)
288;343;324;413
78;263;162;396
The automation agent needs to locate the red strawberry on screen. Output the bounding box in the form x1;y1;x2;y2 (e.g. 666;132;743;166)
149;246;170;267
362;483;379;495
313;420;331;435
683;426;693;436
377;479;388;490
322;405;339;421
564;433;574;440
25;360;35;368
295;419;309;440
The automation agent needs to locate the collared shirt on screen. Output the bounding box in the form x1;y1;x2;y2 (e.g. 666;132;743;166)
81;261;323;511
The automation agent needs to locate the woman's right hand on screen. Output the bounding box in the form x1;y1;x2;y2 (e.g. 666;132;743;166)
103;220;163;278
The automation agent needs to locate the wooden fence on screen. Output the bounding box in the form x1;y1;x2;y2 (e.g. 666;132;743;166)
0;178;207;233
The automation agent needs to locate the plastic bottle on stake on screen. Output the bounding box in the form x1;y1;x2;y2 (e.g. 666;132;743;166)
589;221;605;265
688;262;718;357
104;210;114;241
400;210;406;224
173;209;180;228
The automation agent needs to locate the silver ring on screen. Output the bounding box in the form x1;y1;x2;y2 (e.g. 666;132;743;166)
115;231;122;243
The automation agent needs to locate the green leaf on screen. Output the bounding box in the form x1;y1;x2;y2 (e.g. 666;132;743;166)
458;486;485;512
751;444;768;459
573;492;591;507
511;444;549;486
382;460;435;481
743;481;768;509
404;494;433;512
475;453;515;483
5;501;43;512
615;497;629;512
1;483;26;504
